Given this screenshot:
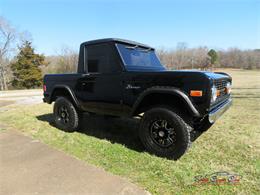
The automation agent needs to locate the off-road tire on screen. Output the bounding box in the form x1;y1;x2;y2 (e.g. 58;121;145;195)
53;97;79;132
139;106;191;160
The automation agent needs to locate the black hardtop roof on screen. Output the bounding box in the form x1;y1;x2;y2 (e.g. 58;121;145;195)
81;38;154;50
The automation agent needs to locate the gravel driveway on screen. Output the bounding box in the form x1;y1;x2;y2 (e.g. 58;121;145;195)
0;90;149;194
0;89;43;111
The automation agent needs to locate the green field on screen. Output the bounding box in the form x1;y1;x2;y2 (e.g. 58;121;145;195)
0;69;259;194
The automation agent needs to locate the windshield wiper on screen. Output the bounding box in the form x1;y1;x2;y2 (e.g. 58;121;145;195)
140;48;152;52
125;45;152;52
125;45;138;50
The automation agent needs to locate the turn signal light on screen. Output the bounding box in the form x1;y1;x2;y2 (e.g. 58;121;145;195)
190;90;203;97
216;90;221;97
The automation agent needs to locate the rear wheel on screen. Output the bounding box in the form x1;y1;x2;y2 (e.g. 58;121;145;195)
139;107;191;160
53;97;79;132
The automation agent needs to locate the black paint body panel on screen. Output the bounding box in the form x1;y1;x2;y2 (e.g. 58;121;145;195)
43;39;232;120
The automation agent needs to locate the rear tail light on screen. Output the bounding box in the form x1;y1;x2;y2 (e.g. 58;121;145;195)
43;85;46;92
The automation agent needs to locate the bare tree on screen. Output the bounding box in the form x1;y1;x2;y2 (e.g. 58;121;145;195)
44;46;78;74
157;44;210;70
0;16;16;90
157;44;260;71
175;42;188;69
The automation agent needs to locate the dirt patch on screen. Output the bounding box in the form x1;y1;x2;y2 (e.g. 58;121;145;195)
0;100;15;107
0;89;43;108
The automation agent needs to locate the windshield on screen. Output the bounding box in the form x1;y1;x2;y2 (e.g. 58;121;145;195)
116;43;166;71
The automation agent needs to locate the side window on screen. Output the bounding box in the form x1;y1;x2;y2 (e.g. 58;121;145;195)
85;43;122;73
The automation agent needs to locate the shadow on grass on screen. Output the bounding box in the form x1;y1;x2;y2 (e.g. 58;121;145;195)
36;113;145;152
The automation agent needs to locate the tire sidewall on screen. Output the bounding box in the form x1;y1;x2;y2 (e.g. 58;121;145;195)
139;107;190;159
53;97;79;132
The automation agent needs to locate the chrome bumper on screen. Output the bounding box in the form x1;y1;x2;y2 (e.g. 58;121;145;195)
208;98;232;123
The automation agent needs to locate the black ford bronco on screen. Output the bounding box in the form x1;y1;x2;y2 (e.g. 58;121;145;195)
43;38;232;159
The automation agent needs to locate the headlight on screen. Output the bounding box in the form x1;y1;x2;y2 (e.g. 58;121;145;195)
226;82;232;94
211;85;217;103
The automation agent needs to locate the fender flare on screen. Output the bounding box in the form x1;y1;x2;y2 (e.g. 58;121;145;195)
131;86;200;117
214;72;231;78
50;85;81;108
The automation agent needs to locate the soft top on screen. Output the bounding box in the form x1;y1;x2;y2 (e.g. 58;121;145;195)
81;38;154;50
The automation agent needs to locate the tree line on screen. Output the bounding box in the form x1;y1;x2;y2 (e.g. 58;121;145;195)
157;42;260;70
1;16;259;90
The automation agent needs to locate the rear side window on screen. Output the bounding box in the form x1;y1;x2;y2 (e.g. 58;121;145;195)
85;43;122;73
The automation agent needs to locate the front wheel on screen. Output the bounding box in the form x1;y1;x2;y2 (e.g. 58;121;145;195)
53;97;79;132
139;107;191;160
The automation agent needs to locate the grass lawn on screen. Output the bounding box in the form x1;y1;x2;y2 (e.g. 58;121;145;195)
0;69;260;194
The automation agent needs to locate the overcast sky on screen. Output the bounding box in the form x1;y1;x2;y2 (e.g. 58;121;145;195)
1;0;259;55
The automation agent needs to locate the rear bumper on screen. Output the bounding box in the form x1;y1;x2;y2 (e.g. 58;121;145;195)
208;98;232;123
43;96;51;104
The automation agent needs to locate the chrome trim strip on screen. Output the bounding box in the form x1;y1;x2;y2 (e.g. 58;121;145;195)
209;98;232;123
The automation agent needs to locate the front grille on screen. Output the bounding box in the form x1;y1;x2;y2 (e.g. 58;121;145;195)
213;79;229;104
215;79;227;96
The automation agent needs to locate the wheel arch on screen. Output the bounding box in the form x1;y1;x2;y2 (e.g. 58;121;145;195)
50;85;80;109
131;87;200;117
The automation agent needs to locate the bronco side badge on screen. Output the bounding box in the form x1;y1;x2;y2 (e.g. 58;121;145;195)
126;84;141;89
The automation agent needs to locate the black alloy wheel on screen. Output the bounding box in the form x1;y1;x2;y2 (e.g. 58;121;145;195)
139;106;191;160
53;97;79;132
150;119;177;147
